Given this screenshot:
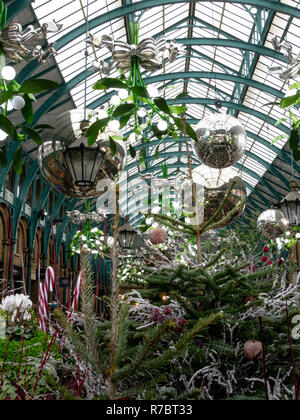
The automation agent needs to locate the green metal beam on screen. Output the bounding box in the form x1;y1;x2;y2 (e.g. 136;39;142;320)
7;0;32;21
88;72;284;110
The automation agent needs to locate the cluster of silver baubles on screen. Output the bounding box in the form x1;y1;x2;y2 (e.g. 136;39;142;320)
193;112;248;169
37;109;126;199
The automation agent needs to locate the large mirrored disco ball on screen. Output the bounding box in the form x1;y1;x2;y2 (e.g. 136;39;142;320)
192;166;247;228
257;209;289;239
37;109;126;198
193;112;247;168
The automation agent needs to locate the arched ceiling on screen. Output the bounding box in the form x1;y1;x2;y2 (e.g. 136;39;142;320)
3;0;300;231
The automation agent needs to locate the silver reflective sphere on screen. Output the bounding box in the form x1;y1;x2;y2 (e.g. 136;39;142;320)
187;167;247;227
37;109;126;199
257;209;289;239
193;112;247;168
203;175;247;228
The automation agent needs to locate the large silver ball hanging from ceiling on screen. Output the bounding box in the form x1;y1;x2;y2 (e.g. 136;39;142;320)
188;167;247;228
37;109;126;199
257;209;289;239
193;112;247;169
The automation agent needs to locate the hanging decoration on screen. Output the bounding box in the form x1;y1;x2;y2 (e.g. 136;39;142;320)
0;1;62;173
66;209;103;225
68;271;83;323
148;227;167;245
193;102;247;169
37;109;127;198
274;181;300;228
192;166;247;228
84;23;198;165
257;208;289;239
38;267;55;332
269;36;300;81
86;33;184;74
243;340;263;361
0;17;62;64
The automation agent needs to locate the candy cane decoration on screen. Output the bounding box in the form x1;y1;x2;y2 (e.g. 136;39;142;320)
38;267;55;332
68;272;83;323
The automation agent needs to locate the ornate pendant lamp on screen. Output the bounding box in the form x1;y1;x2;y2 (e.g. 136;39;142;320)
274;181;300;228
119;221;138;250
64;141;104;187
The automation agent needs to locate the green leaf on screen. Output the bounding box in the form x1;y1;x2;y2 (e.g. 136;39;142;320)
1;4;7;30
154;97;171;115
292;147;300;161
13;146;23;175
171;131;179;140
0;150;7;167
112;103;135;118
271;134;288;145
175;91;189;101
21;94;34;125
93;78;127;90
86;118;110;146
129;144;136;159
120;112;133;129
19;79;60;94
275;117;287;127
7;80;21;93
289;82;300;90
109;137;117;156
155;145;159;160
280;92;300;109
289;128;299;151
162;163;168;179
18;125;43;146
131;86;150;99
0;115;18;141
173;117;198;142
169;105;187;115
139;147;146;168
34;124;55;130
0;91;14;106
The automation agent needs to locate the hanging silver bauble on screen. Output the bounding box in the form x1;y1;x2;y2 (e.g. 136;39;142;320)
37;109;126;199
257;209;289;239
192;166;247;228
193;112;247;168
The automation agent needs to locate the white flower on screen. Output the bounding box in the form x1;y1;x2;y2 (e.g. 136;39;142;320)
0;295;32;321
91;227;98;233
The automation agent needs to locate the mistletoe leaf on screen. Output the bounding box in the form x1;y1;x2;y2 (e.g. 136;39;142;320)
19;79;60;94
13;146;23;175
18;125;43;146
93;78;127;90
112;103;135;118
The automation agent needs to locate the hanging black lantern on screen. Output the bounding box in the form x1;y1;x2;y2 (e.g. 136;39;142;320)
64;142;104;187
274;181;300;228
119;222;138;250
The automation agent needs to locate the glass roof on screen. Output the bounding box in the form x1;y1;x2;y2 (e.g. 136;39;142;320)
13;0;300;222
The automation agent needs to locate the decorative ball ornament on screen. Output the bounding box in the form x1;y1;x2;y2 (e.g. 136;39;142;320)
1;65;16;80
148;228;167;245
257;209;289;239
244;340;263;361
192;166;247;228
11;96;25;110
193;112;247;168
37;109;126;199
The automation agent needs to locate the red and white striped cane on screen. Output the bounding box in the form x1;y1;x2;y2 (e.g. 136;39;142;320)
38;267;55;332
68;272;83;323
